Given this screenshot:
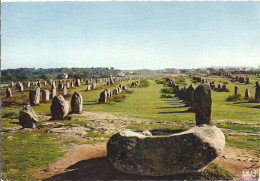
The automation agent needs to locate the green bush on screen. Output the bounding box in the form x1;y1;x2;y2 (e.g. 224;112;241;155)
139;79;150;88
160;87;173;94
155;79;168;85
160;94;173;98
175;76;186;85
226;94;242;101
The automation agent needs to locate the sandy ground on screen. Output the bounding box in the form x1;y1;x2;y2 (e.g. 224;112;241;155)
37;142;259;180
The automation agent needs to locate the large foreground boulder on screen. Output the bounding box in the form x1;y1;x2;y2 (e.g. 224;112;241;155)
107;125;225;176
51;95;69;119
19;105;38;128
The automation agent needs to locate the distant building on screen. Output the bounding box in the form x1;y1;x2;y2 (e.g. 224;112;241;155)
117;72;125;77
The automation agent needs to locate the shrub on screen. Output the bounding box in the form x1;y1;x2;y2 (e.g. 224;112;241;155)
175;76;186;85
160;94;173;98
155;79;168;85
139;79;150;88
107;93;126;103
160;88;173;94
2;112;19;119
124;89;134;94
248;97;260;103
226;94;242;101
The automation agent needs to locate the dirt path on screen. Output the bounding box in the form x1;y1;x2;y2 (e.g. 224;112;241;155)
38;141;259;180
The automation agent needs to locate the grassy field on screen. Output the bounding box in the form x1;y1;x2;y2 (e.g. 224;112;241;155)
1;74;260;180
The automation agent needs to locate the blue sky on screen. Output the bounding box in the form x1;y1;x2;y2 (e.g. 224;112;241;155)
2;2;260;69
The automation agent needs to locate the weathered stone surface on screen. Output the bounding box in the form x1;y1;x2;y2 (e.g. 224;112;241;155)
107;125;225;176
194;84;212;125
122;86;126;90
66;82;70;88
217;84;221;89
71;92;83;114
99;90;107;103
246;77;249;84
105;88;111;98
75;79;81;87
50;88;56;98
42;90;50;100
92;83;96;89
185;84;195;111
113;89;118;95
51;95;69;119
222;84;226;91
51;82;56;89
70;81;74;88
6;87;12;98
86;85;91;91
245;88;250;99
234;86;238;96
29;86;40;106
27;82;31;88
19;83;24;92
19;105;38;128
62;86;67;95
255;86;260;100
58;82;63;89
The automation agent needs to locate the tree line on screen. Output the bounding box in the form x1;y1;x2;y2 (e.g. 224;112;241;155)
1;67;121;82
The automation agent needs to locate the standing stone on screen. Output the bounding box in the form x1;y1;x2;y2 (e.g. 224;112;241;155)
44;81;47;86
194;84;212;125
19;105;38;128
234;86;238;96
241;76;245;83
62;86;67;96
110;92;113;97
75;79;81;87
255;86;260;100
113;89;118;95
58;82;63;89
37;81;41;88
86;79;89;85
92;83;96;90
70;81;74;88
245;77;249;84
19;83;24;92
51;95;69;119
245;88;250;99
107;81;110;86
51;82;56;89
256;81;259;87
6;87;12;98
71;92;83;114
211;84;215;89
86;85;91;91
105;88;111;98
119;84;122;89
42;90;50;101
10;82;15;88
99;90;107;103
66;82;70;88
27;82;31;88
50;79;53;84
50;88;56;99
217;84;221;90
222;84;226;91
122;86;126;90
185;84;195;111
29;86;40;106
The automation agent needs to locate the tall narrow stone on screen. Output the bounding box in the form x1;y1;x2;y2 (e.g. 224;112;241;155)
71;92;83;114
194;84;212;125
245;88;250;99
99;90;107;103
27;82;31;88
50;88;56;98
42;90;50;101
86;85;91;91
245;77;249;84
58;82;63;89
29;86;40;106
6;87;12;98
19;83;24;92
234;86;238;96
255;86;260;100
62;86;67;96
92;83;96;90
113;89;118;95
105;88;111;98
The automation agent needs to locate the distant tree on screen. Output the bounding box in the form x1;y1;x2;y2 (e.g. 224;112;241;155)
40;74;49;80
57;74;63;79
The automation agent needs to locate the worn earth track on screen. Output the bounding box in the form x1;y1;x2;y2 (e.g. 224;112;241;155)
37;112;259;180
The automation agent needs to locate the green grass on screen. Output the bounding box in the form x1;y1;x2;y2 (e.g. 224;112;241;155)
1;132;65;181
226;135;260;153
216;122;259;133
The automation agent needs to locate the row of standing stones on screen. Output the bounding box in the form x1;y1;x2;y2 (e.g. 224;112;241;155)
17;76;141;128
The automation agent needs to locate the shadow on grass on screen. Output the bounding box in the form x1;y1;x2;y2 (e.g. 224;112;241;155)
10;121;20;125
157;110;189;114
43;156;196;180
249;105;260;109
232;101;250;105
156;105;186;109
83;100;98;105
